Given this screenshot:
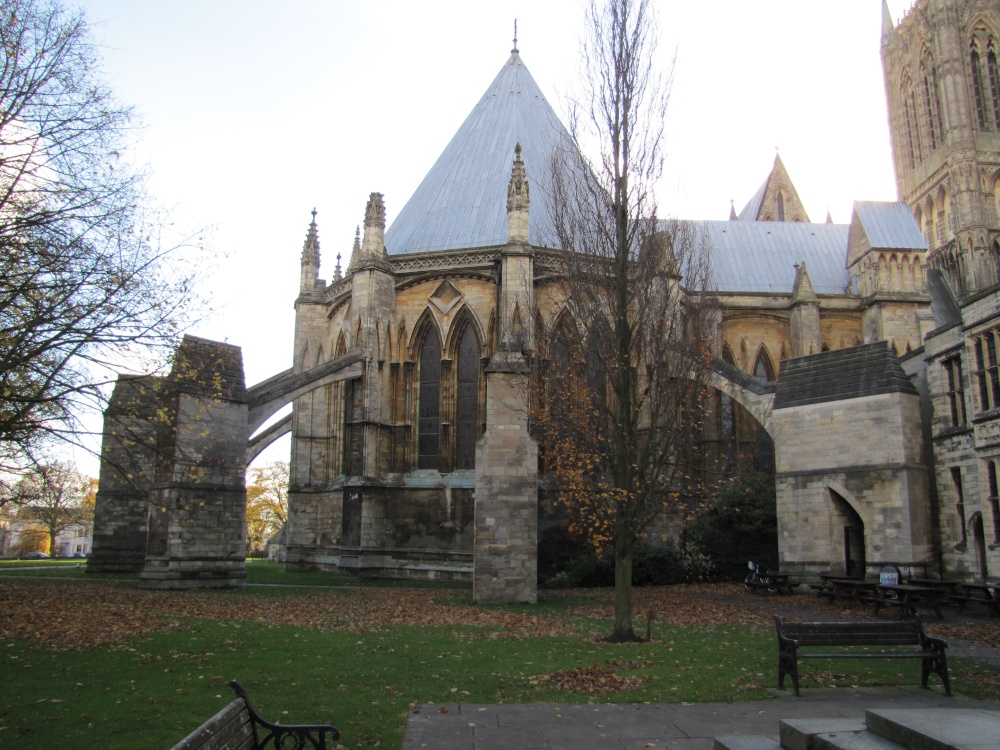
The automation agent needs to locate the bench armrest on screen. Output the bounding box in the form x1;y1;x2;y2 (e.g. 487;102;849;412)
230;680;340;750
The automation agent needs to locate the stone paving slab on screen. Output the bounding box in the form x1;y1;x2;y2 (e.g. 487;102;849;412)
400;687;999;750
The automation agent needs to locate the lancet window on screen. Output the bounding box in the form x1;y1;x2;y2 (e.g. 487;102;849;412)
989;50;1000;129
902;81;919;168
920;60;941;151
454;323;480;470
418;329;442;470
972;45;990;130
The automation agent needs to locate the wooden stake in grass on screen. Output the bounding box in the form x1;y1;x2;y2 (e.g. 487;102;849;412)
645;608;654;641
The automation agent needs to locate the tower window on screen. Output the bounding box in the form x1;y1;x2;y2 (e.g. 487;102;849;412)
989;50;1000;132
972;49;989;130
923;74;938;150
777;192;785;222
932;68;945;139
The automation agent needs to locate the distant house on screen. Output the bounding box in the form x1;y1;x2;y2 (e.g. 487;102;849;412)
0;517;92;558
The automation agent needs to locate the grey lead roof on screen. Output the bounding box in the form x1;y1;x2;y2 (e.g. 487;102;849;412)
737;178;769;221
851;200;926;250
676;220;851;294
774;341;917;409
384;50;570;255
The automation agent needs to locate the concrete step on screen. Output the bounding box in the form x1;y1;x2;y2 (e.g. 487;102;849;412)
810;731;905;750
864;708;1000;750
712;736;782;750
778;718;867;750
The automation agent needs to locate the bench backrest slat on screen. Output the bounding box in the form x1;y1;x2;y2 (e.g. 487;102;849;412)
170;699;256;750
777;618;924;647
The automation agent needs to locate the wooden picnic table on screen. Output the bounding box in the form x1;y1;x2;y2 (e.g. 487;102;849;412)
948;582;1000;618
872;583;945;619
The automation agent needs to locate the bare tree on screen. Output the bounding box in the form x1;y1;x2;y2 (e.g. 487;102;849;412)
542;0;714;641
15;461;91;556
0;0;204;489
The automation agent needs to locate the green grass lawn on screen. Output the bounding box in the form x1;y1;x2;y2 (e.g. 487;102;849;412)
2;572;998;750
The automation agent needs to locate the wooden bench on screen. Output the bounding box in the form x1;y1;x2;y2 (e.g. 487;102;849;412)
774;615;951;697
170;680;340;750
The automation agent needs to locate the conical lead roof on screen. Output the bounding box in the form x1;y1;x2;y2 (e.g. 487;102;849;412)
385;48;570;255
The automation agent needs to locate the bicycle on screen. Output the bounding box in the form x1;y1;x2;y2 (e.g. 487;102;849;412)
745;560;778;593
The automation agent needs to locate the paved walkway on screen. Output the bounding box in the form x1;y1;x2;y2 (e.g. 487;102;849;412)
401;686;999;750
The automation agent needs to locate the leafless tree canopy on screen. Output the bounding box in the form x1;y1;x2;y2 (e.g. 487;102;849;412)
544;0;714;641
0;0;204;482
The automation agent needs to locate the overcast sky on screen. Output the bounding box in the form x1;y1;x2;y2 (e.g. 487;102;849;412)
68;0;915;473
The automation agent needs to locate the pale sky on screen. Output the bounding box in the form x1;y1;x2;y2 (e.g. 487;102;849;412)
68;0;916;473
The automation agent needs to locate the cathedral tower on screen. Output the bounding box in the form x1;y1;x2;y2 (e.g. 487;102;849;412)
882;0;1000;295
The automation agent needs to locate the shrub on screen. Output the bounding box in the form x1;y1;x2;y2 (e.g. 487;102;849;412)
686;472;778;580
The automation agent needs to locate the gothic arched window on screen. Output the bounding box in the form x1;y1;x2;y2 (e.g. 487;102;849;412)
921;68;939;150
454;324;480;470
753;348;776;382
777;192;785;222
418;329;442;470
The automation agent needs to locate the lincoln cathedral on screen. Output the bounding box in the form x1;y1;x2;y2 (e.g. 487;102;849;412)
88;0;1000;599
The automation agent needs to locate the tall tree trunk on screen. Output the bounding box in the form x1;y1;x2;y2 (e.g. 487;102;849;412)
611;531;638;641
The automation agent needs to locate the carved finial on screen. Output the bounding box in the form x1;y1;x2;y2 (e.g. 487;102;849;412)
507;144;529;243
335;252;342;281
354;226;361;251
512;19;518;54
364;192;385;231
300;208;321;291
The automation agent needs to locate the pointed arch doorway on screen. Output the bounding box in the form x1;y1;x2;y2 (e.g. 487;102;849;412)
830;487;866;577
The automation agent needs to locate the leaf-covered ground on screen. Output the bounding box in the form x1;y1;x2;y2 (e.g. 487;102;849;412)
2;577;998;654
3;577;1000;704
0;578;576;650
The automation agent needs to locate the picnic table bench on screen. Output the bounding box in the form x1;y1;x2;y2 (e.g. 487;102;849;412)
170;680;340;750
774;615;951;697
